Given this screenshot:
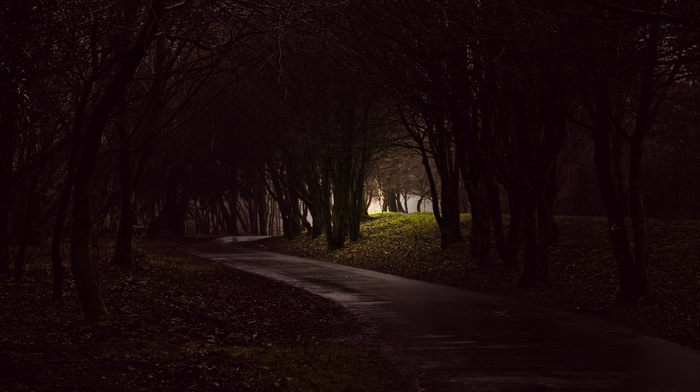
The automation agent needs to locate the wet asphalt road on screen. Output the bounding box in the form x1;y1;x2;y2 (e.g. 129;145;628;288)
184;238;700;392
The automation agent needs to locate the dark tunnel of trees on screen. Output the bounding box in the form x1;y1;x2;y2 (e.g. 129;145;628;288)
1;0;700;321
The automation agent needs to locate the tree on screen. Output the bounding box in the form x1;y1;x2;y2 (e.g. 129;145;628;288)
65;0;166;322
574;0;692;302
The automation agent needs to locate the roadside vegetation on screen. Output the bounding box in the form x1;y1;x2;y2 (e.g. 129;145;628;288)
0;240;415;391
252;213;700;351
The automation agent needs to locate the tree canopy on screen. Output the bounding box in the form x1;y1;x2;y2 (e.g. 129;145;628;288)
2;0;700;320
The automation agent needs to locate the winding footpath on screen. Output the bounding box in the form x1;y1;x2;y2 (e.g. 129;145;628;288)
184;237;700;391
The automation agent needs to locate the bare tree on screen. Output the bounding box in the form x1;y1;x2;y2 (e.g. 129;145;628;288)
573;0;694;302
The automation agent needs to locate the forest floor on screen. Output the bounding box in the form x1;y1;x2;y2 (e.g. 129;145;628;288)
2;214;698;391
0;240;416;391
251;213;700;352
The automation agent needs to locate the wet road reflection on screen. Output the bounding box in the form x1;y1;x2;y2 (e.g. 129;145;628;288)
184;239;700;391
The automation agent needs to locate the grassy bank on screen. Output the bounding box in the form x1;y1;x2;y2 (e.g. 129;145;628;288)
1;240;415;391
252;213;700;351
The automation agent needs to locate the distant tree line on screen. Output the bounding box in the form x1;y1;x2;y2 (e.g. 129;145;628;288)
1;0;699;322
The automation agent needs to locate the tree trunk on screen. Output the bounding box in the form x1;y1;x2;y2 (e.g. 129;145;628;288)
626;136;648;301
14;174;39;281
438;166;464;249
518;192;551;288
0;69;14;276
71;173;109;323
543;162;560;245
256;177;268;236
155;169;193;238
505;187;524;268
620;21;658;302
113;137;134;266
463;167;492;268
289;192;304;237
348;157;367;242
308;202;324;238
518;196;540;287
484;171;510;267
327;155;352;249
590;108;637;302
383;189;398;212
50;180;72;299
586;64;653;304
52;70;99;299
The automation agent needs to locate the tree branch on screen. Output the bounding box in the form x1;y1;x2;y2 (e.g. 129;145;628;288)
582;0;699;27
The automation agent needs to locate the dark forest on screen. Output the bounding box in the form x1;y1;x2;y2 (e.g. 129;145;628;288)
1;0;699;330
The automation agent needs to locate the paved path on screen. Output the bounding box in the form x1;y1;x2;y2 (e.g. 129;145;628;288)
184;238;700;391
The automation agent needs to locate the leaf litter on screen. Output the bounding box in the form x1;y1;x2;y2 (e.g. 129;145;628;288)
0;239;415;391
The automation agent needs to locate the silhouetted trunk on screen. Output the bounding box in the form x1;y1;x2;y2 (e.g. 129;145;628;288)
518;195;539;286
224;194;240;235
462;163;492;268
0;68;14;276
475;59;510;268
586;83;640;301
396;193;406;213
302;168;325;238
348;152;368;242
256;177;268;236
327;153;352;250
485;171;510;267
226;166;240;235
71;170;109;323
620;22;658;302
155;172;190;237
518;192;552;287
543;162;560;246
591;118;636;299
586;68;653;303
434;120;464;249
50;180;72;299
505;187;523;267
308;202;324;238
438;173;463;249
417;137;453;247
289;193;304;237
14;175;39;281
51;67;98;299
320;164;335;247
458;100;500;268
626;134;648;301
113;136;134;266
383;189;398;212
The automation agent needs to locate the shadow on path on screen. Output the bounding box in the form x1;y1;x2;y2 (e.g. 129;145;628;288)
183;237;700;392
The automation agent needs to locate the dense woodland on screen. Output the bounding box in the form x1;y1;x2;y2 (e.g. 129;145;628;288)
1;0;700;323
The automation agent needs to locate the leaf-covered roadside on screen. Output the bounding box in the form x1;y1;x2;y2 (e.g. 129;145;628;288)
251;213;700;351
0;241;415;391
